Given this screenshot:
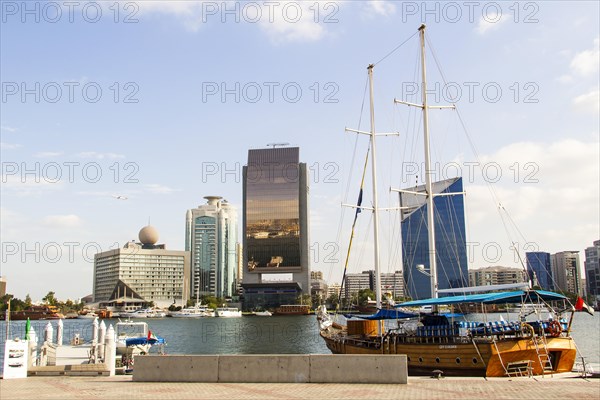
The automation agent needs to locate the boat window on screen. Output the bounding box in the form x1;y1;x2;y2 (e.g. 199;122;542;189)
418;357;423;363
435;357;440;363
472;358;478;364
455;357;461;364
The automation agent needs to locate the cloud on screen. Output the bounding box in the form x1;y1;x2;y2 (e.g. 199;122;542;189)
77;152;125;159
573;89;600;114
570;38;600;77
34;151;64;158
144;184;180;194
137;0;206;32
363;0;396;17
137;0;331;43
559;38;600;85
42;214;83;228
475;12;508;35
1;125;17;133
258;2;327;44
0;142;21;150
465;138;599;265
1;172;64;196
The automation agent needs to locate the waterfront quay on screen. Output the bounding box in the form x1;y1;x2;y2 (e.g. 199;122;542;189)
1;374;599;400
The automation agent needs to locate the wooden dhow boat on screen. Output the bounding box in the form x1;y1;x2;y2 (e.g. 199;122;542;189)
317;24;585;378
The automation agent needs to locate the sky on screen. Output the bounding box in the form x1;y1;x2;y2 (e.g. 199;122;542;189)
1;0;599;301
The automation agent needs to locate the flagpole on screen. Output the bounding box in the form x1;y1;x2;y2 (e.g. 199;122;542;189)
5;298;10;341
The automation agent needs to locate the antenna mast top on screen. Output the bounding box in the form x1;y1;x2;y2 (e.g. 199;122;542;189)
266;142;290;148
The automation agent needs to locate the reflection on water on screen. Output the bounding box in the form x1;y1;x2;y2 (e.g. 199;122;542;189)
1;312;598;375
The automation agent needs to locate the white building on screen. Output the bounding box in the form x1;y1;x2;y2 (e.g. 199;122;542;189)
93;226;190;308
186;196;238;299
551;251;581;296
468;266;527;287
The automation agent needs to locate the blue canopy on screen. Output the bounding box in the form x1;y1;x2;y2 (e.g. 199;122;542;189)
397;290;567;307
346;309;418;320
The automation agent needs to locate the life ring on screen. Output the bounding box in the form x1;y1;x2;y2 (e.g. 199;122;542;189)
548;320;562;338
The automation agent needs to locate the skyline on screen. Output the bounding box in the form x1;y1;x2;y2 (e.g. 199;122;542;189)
1;1;599;300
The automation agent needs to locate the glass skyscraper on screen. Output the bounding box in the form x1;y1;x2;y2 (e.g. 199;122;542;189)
186;196;238;299
526;252;553;290
241;147;310;309
400;177;468;300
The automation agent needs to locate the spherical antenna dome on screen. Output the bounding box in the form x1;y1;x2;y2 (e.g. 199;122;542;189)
139;225;159;245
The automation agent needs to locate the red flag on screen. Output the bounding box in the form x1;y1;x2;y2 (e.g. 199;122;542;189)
575;297;594;316
147;330;152;340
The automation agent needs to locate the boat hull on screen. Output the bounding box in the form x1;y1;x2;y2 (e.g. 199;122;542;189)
320;330;576;377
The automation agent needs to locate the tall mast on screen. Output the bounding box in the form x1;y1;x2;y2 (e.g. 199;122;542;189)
419;24;438;299
368;64;382;309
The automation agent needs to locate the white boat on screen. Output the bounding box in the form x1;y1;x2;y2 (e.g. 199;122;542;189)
170;304;215;318
253;310;272;317
76;311;98;319
120;308;150;318
115;320;163;355
216;307;242;317
146;309;167;318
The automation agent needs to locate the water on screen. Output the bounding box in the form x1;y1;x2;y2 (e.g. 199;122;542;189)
1;312;598;375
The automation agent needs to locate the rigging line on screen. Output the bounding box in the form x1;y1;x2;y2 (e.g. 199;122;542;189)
374;31;419;67
331;75;369;284
337;142;371;310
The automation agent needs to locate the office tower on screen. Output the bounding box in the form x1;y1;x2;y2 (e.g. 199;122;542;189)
584;240;600;299
186;196;238;299
526;252;553;290
400;177;469;299
241;147;310;309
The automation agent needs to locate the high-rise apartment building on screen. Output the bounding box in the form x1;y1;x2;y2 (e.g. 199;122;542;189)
468;266;527;287
185;196;238;299
241;147;310;309
551;251;581;295
93;226;190;308
584;240;600;299
400;177;469;299
526;252;554;290
344;271;372;299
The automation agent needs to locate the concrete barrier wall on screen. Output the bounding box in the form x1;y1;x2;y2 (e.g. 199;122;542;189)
310;355;408;384
134;355;219;382
133;354;407;384
219;355;310;383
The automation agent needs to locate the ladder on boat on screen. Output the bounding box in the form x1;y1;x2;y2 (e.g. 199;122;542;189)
531;329;553;376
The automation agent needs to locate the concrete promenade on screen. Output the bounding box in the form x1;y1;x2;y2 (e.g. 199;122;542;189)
1;374;599;400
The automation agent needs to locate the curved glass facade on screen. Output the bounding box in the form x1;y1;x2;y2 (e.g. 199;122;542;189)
401;177;469;300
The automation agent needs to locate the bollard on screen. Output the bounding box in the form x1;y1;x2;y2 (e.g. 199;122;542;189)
56;319;63;346
27;326;38;368
98;320;106;361
92;317;99;345
44;322;53;345
105;324;116;376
